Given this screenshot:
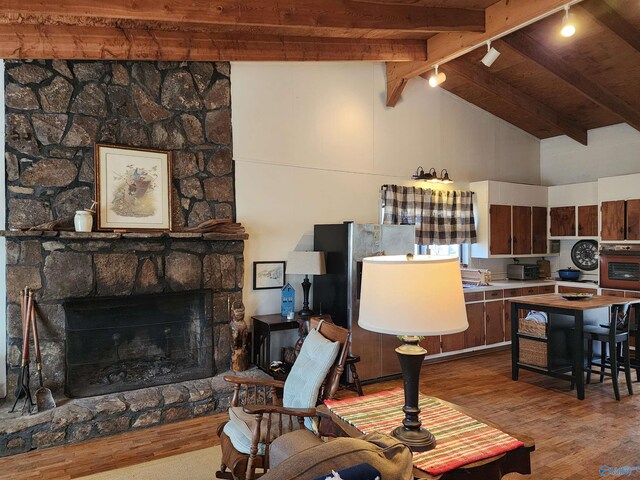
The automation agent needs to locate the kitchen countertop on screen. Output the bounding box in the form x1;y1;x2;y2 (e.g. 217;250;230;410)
463;279;599;292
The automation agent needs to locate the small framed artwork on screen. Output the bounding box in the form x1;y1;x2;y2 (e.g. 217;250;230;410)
95;144;172;231
253;261;286;290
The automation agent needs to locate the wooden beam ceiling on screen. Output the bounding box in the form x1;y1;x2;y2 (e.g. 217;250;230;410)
0;24;427;62
0;0;485;35
436;58;588;145
577;0;640;54
386;0;583;107
500;30;640;134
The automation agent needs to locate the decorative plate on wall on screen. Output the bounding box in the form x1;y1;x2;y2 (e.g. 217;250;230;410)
571;240;598;271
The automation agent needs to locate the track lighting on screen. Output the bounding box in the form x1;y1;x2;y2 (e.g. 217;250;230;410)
561;5;576;37
428;65;446;88
481;41;501;67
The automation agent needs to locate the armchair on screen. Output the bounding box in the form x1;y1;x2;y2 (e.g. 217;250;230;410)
216;318;351;480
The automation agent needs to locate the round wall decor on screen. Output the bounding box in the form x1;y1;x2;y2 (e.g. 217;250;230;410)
571;240;598;271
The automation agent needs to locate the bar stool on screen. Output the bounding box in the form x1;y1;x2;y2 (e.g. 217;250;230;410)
340;354;364;396
584;303;633;401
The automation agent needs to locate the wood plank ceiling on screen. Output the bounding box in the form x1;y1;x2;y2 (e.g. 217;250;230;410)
1;0;639;144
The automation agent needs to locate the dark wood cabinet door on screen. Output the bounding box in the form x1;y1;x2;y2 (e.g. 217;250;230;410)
464;303;485;348
380;334;402;377
512;206;532;255
531;206;547;254
549;206;575;236
557;285;598;294
350;321;381;381
420;336;441;356
626;199;640;240
577;205;598;236
485;300;504;344
441;332;465;352
504;300;512;342
489;205;511;255
601;200;625;241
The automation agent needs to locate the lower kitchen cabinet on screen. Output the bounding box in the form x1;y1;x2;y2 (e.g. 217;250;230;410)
442;331;465;352
420;335;442;356
485;300;505;344
464;303;486;348
557;285;598;294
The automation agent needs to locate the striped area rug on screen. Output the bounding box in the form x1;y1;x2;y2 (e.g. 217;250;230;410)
324;388;524;475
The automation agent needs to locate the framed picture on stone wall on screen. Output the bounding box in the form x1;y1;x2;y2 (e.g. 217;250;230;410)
253;261;286;290
95;144;172;231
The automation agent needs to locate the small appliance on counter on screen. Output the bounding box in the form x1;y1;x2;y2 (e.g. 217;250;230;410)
536;259;551;279
507;264;539;280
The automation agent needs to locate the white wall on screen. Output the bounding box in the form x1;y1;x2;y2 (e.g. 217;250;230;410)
541;123;640;185
233;62;541;317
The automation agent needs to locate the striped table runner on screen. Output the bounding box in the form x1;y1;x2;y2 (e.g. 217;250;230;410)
324;388;524;475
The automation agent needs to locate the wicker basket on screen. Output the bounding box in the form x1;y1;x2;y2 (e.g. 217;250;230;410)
519;338;547;368
518;318;547;338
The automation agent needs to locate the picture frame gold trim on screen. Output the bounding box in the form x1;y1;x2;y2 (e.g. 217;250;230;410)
95;144;173;232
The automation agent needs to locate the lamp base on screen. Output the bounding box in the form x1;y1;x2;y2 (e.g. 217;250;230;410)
391;426;436;452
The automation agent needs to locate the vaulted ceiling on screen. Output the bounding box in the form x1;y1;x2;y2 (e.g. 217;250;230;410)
2;0;639;145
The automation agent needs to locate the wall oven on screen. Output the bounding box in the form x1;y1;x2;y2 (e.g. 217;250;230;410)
600;245;640;290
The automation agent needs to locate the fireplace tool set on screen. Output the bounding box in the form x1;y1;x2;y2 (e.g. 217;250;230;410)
10;287;56;414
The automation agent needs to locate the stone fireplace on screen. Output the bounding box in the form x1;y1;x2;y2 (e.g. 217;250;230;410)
1;59;260;457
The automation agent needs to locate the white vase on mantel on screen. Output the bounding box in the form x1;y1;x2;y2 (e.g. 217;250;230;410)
74;210;93;232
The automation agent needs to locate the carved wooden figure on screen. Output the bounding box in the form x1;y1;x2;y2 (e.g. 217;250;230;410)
230;300;249;372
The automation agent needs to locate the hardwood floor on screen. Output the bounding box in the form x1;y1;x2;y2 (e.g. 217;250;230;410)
1;350;638;479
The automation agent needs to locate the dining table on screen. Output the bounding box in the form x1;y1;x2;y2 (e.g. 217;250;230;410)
510;293;640;400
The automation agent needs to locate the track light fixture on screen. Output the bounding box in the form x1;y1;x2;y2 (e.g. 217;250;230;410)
481;41;501;67
428;65;446;88
561;5;576;37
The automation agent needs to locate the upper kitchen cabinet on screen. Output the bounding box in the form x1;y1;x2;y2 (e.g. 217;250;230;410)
547;182;598;239
471;181;548;258
599;173;640;243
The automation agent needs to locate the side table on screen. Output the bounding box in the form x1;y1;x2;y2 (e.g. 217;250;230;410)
251;314;300;373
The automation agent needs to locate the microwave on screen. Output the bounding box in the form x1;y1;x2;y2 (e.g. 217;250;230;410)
507;264;539;280
599;245;640;290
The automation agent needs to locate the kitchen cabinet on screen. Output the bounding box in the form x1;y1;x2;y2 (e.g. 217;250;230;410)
601;200;625;241
557;285;598;294
627;199;640;240
532;207;548;254
441;331;465;353
512;206;532;255
578;205;598;236
489;205;512;255
485;301;505;344
471;181;549;258
380;335;402;377
550;207;575;237
420;336;442;357
464;303;486;348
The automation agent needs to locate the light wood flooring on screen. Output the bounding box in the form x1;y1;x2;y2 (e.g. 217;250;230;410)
1;350;638;479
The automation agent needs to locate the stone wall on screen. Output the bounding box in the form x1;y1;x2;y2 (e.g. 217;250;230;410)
4;59;233;228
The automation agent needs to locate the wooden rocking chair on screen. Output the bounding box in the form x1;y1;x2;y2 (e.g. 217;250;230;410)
216;318;351;480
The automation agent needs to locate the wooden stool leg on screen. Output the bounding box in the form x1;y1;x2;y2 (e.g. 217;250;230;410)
349;362;364;396
600;341;606;384
586;339;593;384
611;342;621;401
624;341;633;396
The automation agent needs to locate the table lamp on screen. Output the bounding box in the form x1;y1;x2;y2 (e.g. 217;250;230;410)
359;254;468;452
286;251;326;317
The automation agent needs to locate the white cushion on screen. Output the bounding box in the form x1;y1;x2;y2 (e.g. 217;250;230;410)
283;327;340;430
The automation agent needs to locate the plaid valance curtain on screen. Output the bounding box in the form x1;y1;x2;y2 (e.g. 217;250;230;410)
382;185;477;246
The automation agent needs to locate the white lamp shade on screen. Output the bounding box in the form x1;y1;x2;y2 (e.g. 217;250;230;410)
286;251;326;275
359;255;468;336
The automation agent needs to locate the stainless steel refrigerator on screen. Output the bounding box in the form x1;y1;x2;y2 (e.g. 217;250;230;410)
313;222;415;381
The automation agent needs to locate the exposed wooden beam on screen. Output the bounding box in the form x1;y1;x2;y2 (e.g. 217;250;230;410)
437;58;588;145
0;24;427;61
0;0;485;34
386;0;583;107
500;31;640;134
577;0;640;54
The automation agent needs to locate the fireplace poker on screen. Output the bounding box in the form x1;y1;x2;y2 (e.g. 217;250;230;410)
10;288;34;414
30;299;56;411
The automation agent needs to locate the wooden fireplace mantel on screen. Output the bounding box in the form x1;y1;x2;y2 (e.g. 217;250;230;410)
0;230;249;241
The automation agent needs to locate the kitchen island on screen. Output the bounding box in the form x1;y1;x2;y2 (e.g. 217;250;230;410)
510;293;640;400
